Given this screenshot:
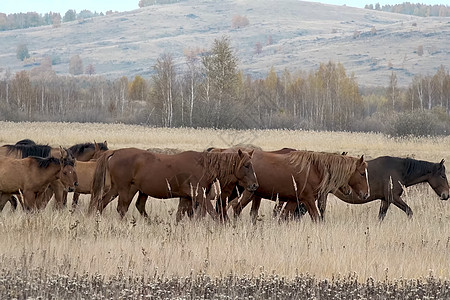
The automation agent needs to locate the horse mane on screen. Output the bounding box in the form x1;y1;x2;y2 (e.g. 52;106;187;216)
288;151;359;196
403;157;435;180
30;156;61;169
201;152;246;186
69;142;108;155
6;144;51;158
15;139;36;145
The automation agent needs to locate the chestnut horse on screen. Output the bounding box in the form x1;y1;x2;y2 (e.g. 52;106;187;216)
229;150;369;222
88;148;258;219
204;147;352;222
0;148;78;211
64;160;99;209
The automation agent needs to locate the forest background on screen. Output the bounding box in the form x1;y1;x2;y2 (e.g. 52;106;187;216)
1;1;450;137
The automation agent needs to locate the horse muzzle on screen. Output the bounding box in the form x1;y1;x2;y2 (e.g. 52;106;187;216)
360;192;370;201
440;192;449;200
247;183;259;192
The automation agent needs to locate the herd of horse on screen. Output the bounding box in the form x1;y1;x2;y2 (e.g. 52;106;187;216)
0;139;448;222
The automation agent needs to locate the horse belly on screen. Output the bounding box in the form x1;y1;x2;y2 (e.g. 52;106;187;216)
0;174;23;193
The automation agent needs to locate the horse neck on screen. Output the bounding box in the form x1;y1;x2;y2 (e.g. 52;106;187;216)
204;153;238;186
50;148;62;158
31;160;61;185
402;159;433;186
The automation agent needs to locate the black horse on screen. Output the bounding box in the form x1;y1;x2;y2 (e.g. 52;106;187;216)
290;156;449;220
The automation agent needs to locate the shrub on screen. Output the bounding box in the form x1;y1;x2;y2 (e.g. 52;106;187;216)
417;45;424;56
16;44;30;61
385;111;442;137
232;15;249;28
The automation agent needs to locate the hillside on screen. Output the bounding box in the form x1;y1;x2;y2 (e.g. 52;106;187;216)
0;0;449;87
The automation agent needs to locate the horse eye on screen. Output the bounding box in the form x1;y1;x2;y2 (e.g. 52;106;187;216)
360;172;365;177
244;164;250;169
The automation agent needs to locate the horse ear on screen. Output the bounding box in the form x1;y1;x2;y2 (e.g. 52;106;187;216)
440;159;445;166
248;149;254;157
341;151;348;156
238;149;243;157
359;155;365;164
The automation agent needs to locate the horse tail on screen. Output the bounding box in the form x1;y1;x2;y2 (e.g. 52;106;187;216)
88;150;114;214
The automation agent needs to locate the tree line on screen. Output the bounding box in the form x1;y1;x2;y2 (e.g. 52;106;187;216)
365;2;450;17
0;9;117;31
1;36;449;136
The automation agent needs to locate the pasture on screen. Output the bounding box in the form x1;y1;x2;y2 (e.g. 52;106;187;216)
0;121;449;298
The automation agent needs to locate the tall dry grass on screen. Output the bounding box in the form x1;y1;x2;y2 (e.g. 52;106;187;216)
0;121;449;286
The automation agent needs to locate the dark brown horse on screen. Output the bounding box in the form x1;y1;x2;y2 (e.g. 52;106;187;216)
317;156;449;220
0;148;78;211
229;150;369;222
88;148;258;219
68;141;108;161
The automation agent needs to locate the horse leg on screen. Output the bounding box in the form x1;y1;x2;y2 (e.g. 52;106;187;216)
116;187;138;218
95;188;118;214
22;190;38;211
10;195;18;210
391;195;413;218
71;192;80;209
233;189;253;216
176;197;193;223
195;193;218;221
62;190;68;207
0;194;10;211
50;181;65;210
250;195;261;224
281;201;297;221
135;192;149;218
317;193;328;221
302;197;320;222
273;201;284;218
378;200;390;221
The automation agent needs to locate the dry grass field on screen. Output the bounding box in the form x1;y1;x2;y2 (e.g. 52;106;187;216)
0;121;449;298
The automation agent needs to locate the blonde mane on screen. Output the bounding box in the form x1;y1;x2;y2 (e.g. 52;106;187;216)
201;152;247;186
288;151;359;196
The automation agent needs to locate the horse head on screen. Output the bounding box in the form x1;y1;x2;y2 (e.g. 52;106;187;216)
59;147;78;192
428;159;449;200
347;155;370;200
236;149;259;192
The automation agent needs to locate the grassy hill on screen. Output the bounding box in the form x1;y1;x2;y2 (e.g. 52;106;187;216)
0;0;449;87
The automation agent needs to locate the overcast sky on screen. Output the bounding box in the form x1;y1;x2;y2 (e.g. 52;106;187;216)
1;0;448;14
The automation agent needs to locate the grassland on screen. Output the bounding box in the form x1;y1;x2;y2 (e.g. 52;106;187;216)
0;121;449;298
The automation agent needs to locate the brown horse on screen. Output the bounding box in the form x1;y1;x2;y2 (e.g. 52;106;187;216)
64;160;99;209
0;141;87;210
204;147;352;222
314;156;449;220
0;142;60;158
229;150;369;222
68;141;109;161
88;148;258;219
61;142;109;208
0;148;78;211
